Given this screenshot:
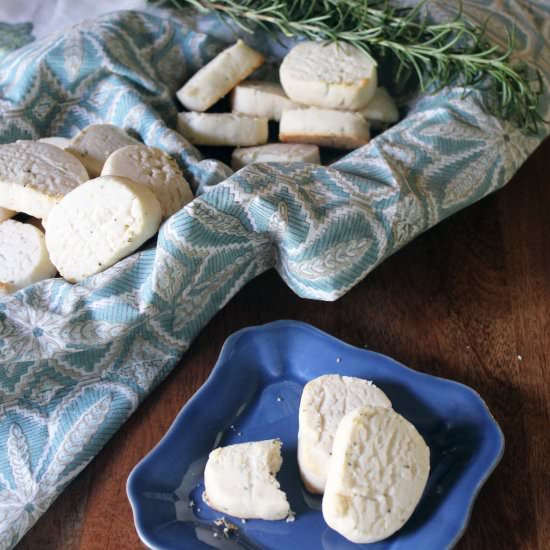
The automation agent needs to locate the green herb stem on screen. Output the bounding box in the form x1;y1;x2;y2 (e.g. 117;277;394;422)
160;0;544;133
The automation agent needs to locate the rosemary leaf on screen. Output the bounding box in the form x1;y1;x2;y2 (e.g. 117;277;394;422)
157;0;544;133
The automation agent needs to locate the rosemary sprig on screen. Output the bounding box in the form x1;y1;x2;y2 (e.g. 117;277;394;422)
158;0;544;133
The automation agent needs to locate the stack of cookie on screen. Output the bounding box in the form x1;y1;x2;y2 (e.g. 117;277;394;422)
175;39;399;170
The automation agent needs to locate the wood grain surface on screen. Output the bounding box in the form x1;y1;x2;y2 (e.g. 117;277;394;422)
17;136;550;550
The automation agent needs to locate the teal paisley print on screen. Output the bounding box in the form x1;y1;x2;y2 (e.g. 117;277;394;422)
0;22;34;60
0;4;548;549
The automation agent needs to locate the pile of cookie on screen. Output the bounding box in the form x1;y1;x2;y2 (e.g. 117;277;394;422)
0;126;193;292
0;38;399;295
176;39;399;168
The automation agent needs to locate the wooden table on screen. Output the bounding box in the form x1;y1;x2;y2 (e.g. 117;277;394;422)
18;136;550;550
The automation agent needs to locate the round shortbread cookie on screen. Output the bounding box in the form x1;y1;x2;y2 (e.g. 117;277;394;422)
0;219;56;292
280;41;377;110
67;124;140;177
0;141;89;219
101;145;193;219
44;176;161;283
298;374;392;494
322;406;430;543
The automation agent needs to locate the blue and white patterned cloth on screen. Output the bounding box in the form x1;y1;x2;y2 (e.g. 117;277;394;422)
0;2;548;548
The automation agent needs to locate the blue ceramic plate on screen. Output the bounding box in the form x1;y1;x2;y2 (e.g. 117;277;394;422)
127;321;504;549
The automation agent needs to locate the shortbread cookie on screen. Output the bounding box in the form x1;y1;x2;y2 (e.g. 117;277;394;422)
44;176;161;282
177;112;268;146
177;39;264;112
0;282;16;296
38;136;71;149
231;80;300;121
360;87;399;127
0;219;56;292
204;439;290;520
280;107;370;149
0;141;88;219
231;143;320;170
322;406;430;543
0;207;15;223
298;374;391;494
101;145;193;218
280;41;377;110
67;124;139;177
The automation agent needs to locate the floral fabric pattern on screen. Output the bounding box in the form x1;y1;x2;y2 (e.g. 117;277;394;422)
0;22;34;60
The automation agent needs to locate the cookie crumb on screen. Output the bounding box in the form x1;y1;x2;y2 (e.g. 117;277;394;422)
214;517;238;538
